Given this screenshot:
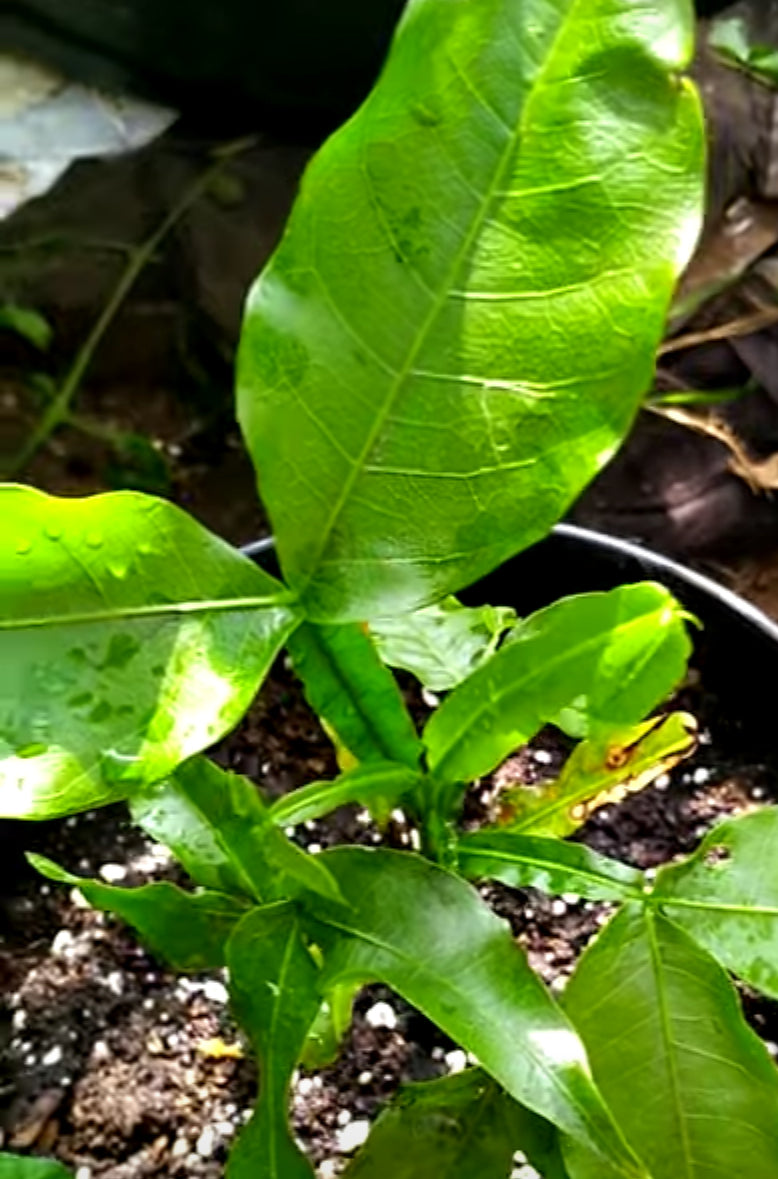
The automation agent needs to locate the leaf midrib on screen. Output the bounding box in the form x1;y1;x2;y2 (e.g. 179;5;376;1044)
0;593;295;632
645;909;695;1179
297;0;588;599
459;839;643;899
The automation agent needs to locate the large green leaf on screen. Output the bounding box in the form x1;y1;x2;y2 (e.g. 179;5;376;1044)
345;1069;568;1179
492;712;696;839
654;806;778;1000
237;0;703;621
564;906;778;1179
424;585;691;786
0;1157;73;1179
133;757;344;905
370;598;516;692
269;761;421;827
226;904;320;1179
302;847;645;1177
458;832;644;903
0;486;299;819
29;853;249;971
287;622;421;768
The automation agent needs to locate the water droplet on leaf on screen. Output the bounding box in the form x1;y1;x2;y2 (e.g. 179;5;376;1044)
85;531;103;549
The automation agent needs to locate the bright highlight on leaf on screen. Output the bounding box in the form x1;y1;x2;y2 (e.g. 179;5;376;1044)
0;486;299;819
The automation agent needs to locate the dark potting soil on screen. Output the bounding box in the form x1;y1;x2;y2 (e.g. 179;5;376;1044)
2;654;777;1179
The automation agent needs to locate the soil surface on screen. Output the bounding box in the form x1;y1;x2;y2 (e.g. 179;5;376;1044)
2;642;777;1178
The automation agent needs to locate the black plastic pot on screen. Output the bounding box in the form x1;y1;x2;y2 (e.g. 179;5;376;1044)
246;522;778;761
3;0;733;139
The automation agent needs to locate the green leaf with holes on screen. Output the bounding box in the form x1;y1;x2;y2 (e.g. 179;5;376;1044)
653;806;778;1000
370;598;517;691
490;711;696;839
0;486;299;819
237;0;703;621
563;906;778;1179
29;853;249;971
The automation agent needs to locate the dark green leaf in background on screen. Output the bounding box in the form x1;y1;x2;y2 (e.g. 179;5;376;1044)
133;757;344;905
0;487;299;819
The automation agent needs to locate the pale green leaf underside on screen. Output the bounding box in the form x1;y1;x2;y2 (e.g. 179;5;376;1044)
0;486;299;819
238;0;704;620
370;597;517;692
654;806;778;1000
564;906;778;1179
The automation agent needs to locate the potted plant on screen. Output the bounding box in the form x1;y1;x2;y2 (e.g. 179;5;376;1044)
5;1;778;1176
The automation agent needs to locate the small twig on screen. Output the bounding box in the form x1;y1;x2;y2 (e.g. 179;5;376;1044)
5;137;255;479
658;306;778;356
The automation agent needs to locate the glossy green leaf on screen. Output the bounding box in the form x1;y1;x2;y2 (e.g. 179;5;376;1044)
303;847;644;1177
0;1157;73;1179
424;585;692;786
133;757;344;905
131;757;268;898
29;853;249;971
494;712;696;839
458;832;644;903
269;761;421;827
226;904;320;1179
345;1069;568;1179
654;806;778;1000
370;598;516;692
237;0;703;621
287;622;421;768
564;906;778;1179
0;486;299;819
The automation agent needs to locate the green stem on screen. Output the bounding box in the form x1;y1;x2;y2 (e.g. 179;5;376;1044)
6;138;254;479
